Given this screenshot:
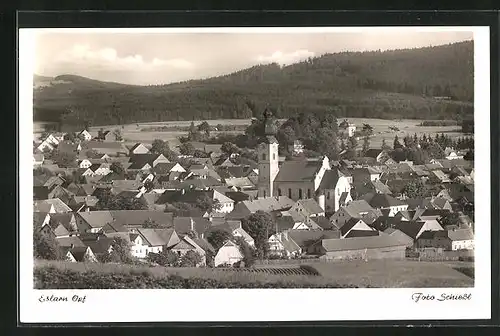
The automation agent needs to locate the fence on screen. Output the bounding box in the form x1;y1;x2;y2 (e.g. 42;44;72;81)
406;248;474;262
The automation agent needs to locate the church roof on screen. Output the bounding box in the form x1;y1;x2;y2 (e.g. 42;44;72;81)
274;160;323;182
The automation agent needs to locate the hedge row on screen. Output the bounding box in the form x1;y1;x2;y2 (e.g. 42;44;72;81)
34;266;357;289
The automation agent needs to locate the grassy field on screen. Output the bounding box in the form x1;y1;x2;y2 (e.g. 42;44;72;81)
34;259;474;288
33;117;468;150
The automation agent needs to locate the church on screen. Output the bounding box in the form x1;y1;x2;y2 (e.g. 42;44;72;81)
256;111;352;213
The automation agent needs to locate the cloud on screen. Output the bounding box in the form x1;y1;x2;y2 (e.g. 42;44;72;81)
57;44;194;70
256;49;315;65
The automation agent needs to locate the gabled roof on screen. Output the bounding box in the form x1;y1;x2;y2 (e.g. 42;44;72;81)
192;238;215;253
109;210;174;227
393;220;427;239
371;180;392;194
153;162;184;174
137;228;177;247
364;149;384;159
448;228;474;241
237;196;295;214
340;218;371;236
84;236;114;255
49;213;76;231
363;193;407;208
295;198;324;215
320;234;406;252
224;177;254;189
276;233;302;253
33;198;72;213
56;236;86;248
275;160;324;182
318;169;343;190
340;200;375;219
77;211;114;228
287;230;340;249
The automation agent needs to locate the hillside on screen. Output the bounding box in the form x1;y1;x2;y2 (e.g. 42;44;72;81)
33;41;474;129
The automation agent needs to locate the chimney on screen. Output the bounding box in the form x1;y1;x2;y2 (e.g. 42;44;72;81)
190;218;195;231
70;243;74;249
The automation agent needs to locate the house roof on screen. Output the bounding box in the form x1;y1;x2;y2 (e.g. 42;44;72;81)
275;160;323;182
173;217;211;236
321;234;406;252
295;198;324;216
288;230;340;249
238;196;295;214
138;228;177;247
78;211;114;228
276;233;302;253
341;200;376;219
383;228;414;245
49;213;75;231
371;180;393;194
153;162;182;174
111;180;142;192
363;193;407;208
171;238;197;250
431;170;451;182
109;210;174;227
448;228;474;241
128;143;150;152
318;169;343;190
33;198;72;213
82;141;127;150
340;218;369;236
224;177;254;189
394;220;427;239
312;216;333;230
84;237;114;255
56;236;86;248
364;149;384;159
192;238;215;253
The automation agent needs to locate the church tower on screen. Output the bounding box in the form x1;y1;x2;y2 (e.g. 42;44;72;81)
257;109;279;199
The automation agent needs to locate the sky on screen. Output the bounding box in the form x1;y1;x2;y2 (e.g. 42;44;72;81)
33;28;474;85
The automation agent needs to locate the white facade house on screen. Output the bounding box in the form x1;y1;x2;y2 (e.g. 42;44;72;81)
79;130;93;141
79;159;92;169
214;240;244;267
448;229;474;250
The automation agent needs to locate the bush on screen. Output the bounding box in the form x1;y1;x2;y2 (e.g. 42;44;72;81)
33;266;357;289
179;251;203;267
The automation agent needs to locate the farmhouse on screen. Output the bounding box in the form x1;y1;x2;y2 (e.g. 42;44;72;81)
214;240;244;267
309;235;407;261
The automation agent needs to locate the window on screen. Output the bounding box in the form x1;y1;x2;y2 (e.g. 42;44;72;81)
327;192;330;200
307;189;311;198
263;190;266;197
278;188;282;196
299;189;303;199
288;188;292;198
262;153;266;160
273;153;276;160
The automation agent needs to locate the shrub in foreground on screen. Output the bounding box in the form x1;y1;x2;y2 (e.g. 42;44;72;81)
34;266;357;289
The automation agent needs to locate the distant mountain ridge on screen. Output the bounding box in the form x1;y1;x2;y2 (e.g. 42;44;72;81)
33;40;474;128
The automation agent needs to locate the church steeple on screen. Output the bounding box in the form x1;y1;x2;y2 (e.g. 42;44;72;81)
263;108;277;136
257;108;279;199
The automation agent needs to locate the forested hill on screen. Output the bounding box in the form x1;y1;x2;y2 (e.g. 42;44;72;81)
34;40;474;129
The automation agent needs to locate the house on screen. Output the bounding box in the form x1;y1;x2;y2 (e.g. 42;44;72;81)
214;240;244;267
340;218;379;238
227;196;295;219
81;141;128;156
96;130;115;142
69;195;99;212
78;159;92;169
287;229;340;253
45;213;78;236
308;235;407;260
350;167;382;184
207;219;255;247
159;189;235;214
291;199;325;218
273;214;309;232
448;228;474;250
129;153;170;169
415;230;449;249
56;235;86;249
364;149;390;163
109;210;174;229
173;217;211;238
33;154;44;166
224;177;255;190
57;141;82;155
75;211;115;233
33;198;72;213
330;200;379;229
130;228;180;258
170;235;207;266
392;219;444;240
268;231;302;257
61;246;98;263
444;148;464;160
128;143;150;155
383;228;414;248
153;162;186;175
363;193;408;216
82;235;114;259
33;175;65;190
78;129;93;141
429;170;451;184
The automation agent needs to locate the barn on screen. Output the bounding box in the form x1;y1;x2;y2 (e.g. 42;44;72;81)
310;235;407;261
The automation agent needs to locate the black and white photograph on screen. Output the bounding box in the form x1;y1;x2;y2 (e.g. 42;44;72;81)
19;26;491;323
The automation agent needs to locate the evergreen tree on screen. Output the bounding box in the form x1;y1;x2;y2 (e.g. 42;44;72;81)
362;135;370;155
393;135;403;149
